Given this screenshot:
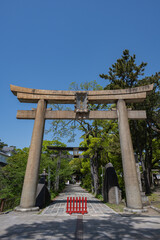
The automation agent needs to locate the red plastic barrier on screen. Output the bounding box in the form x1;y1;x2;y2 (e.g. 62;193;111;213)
66;196;87;214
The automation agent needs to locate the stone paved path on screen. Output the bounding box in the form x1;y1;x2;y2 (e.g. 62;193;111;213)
42;183;116;216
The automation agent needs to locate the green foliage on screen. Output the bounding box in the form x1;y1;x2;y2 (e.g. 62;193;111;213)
50;191;59;200
148;193;159;202
80;157;92;191
96;194;104;201
69;158;81;172
0;139;8;150
106;202;125;213
152;138;160;169
69;80;103;91
100;49;147;89
0;148;29;200
59;158;74;184
0;140;74;207
40;140;74;192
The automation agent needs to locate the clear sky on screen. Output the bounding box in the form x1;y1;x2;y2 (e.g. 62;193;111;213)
0;0;160;149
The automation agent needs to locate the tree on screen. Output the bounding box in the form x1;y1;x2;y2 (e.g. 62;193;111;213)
0;139;8;150
0;148;29;203
100;49;147;89
100;49;160;193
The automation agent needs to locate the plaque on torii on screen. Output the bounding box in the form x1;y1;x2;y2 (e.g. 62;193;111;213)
75;92;89;113
10;84;153;212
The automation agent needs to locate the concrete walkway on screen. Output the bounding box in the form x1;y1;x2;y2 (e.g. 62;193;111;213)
0;184;160;240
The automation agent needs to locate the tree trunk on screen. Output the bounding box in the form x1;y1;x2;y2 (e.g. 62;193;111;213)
90;158;95;194
142;158;150;194
90;152;100;196
143;124;153;193
148;125;153;186
55;156;61;191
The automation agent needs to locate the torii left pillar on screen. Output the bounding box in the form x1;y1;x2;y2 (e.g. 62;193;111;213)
15;99;47;211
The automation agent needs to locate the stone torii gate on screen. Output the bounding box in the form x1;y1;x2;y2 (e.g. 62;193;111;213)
10;84;153;212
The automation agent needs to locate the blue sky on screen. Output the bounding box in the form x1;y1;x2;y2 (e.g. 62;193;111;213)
0;0;160;149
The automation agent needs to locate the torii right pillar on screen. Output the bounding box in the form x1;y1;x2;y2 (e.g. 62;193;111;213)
117;99;145;212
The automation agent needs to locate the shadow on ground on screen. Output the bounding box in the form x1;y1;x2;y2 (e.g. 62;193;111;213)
0;216;76;240
0;214;160;240
83;215;160;239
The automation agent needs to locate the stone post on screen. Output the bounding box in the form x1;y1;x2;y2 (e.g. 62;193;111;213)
16;99;47;211
117;99;143;210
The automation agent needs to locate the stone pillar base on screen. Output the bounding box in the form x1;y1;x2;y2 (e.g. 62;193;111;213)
124;207;148;213
15;206;39;212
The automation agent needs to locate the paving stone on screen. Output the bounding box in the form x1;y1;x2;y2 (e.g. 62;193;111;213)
42;184;116;216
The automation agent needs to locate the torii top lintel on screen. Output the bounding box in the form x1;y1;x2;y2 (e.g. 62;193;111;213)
10;84;154;104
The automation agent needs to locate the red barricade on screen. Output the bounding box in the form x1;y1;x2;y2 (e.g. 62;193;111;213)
66;197;87;214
